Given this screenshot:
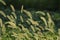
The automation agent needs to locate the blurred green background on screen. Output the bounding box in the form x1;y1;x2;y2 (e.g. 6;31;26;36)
0;0;59;11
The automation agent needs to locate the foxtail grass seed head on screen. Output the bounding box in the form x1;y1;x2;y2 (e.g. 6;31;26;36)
28;19;39;26
40;16;47;27
7;15;16;23
47;12;51;18
0;11;6;17
0;0;6;5
10;4;15;12
2;24;6;34
21;5;24;13
0;18;6;34
23;10;32;19
30;25;35;32
36;11;45;16
0;19;4;36
20;16;24;22
10;15;16;23
39;26;44;31
7;15;14;22
5;22;17;28
18;24;25;29
11;12;17;19
35;27;41;31
26;20;31;25
10;15;15;20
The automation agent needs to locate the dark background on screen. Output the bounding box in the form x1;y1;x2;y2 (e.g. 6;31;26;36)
0;0;59;11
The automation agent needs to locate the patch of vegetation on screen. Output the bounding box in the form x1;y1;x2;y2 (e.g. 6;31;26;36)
0;1;60;40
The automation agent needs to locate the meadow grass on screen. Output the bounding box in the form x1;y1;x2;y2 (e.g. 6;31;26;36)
0;1;60;40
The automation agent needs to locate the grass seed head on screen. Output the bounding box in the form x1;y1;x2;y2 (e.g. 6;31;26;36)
0;11;6;17
10;4;15;12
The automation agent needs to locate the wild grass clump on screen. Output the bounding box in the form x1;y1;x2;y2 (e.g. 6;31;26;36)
0;1;59;40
